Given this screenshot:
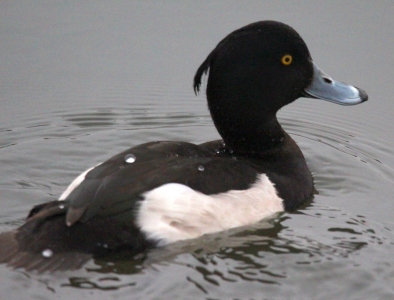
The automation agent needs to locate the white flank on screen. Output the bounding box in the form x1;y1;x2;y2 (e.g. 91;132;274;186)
59;165;100;200
137;174;284;245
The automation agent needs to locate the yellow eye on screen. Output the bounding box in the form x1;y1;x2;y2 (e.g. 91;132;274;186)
281;54;293;66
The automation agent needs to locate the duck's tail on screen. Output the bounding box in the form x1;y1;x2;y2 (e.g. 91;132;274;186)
0;200;150;272
0;229;91;272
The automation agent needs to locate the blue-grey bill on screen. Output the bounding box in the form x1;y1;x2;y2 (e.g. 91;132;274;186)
303;62;368;105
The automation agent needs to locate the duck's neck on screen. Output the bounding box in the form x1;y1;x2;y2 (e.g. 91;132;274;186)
206;76;289;153
214;113;287;154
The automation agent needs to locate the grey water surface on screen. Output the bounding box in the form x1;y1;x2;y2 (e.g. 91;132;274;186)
0;1;393;299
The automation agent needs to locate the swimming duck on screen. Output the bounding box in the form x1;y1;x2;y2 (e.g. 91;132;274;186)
0;20;367;271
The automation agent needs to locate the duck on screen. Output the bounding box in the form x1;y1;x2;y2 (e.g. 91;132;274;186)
0;20;367;272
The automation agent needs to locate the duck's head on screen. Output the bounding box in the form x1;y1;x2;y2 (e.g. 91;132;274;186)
194;21;368;152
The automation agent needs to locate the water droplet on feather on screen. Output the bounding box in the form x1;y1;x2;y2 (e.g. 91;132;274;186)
125;154;136;163
42;249;53;258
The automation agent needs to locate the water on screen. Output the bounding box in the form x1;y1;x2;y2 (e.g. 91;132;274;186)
1;1;393;299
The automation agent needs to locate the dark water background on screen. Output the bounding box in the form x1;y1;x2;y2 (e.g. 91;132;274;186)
0;1;393;299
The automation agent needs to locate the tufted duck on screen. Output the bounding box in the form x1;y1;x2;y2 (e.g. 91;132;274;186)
0;21;367;271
